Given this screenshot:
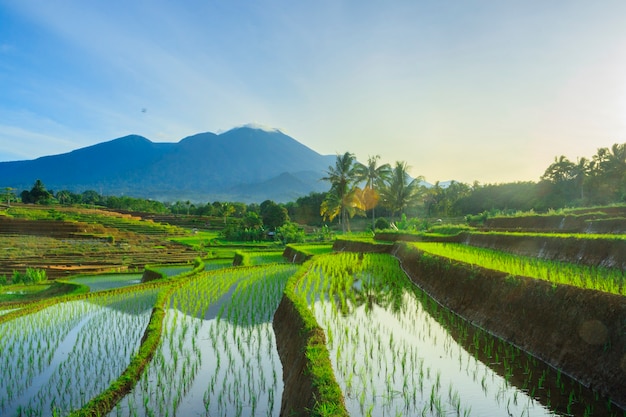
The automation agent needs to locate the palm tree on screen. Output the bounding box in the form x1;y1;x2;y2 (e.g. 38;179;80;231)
571;157;590;201
380;161;423;222
321;152;363;233
354;155;391;229
540;155;575;183
606;143;626;198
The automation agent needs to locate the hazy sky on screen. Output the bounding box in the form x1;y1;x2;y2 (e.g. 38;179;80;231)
1;1;626;184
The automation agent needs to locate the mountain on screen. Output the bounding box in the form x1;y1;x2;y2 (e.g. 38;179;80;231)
0;127;336;203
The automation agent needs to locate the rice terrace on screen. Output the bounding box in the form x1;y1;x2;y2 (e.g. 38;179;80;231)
4;0;626;415
0;199;623;417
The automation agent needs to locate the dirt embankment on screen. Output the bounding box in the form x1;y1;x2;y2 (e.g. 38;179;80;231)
332;239;394;253
281;245;312;264
337;240;626;409
273;296;318;416
275;249;348;416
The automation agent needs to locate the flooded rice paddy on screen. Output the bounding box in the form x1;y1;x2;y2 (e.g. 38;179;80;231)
297;253;620;417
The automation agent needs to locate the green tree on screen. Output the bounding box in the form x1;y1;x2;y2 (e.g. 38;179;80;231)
242;211;263;229
22;179;53;204
354;155;391;229
1;187;15;206
221;202;236;224
540;155;578;207
541;155;575;183
288;192;326;225
321;152;363;233
380;161;423;222
277;221;305;243
81;190;104;206
260;200;289;230
601;143;626;200
571;157;591;201
55;190;73;205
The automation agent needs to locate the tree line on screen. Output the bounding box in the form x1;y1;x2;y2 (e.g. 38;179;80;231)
314;142;626;228
5;141;626;231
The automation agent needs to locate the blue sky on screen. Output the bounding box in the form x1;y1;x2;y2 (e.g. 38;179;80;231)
1;1;626;184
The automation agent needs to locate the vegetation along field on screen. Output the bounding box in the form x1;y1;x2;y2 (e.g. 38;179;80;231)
1;166;626;416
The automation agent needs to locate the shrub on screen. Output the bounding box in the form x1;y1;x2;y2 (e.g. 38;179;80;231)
12;270;22;284
374;217;390;230
466;211;490;226
314;224;334;242
11;268;46;284
277;221;305;244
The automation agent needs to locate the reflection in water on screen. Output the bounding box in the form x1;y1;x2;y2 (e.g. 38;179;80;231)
300;253;619;417
1;290;157;417
111;265;296;417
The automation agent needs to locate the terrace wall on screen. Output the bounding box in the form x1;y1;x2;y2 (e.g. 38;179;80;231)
281;245;312;264
0;217;107;238
273;296;318;416
337;240;626;409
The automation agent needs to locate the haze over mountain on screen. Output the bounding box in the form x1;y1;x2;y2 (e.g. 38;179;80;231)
0;126;336;203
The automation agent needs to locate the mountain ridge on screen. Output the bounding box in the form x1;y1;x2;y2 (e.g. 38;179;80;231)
0;127;335;203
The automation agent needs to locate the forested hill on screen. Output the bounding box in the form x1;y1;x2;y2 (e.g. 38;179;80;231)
0;127;336;203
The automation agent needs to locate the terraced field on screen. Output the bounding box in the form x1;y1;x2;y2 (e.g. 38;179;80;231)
0;205;201;280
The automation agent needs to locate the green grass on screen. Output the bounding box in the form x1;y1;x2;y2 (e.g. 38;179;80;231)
288;244;334;256
247;251;287;264
490;204;626;218
469;230;626;241
413;242;625;295
170;231;221;249
0;281;89;304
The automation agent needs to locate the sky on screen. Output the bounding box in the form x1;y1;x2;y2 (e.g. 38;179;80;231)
1;1;626;185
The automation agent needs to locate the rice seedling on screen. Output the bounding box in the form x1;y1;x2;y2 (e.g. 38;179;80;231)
296;252;619;417
413;242;625;295
0;289;158;416
110;264;296;417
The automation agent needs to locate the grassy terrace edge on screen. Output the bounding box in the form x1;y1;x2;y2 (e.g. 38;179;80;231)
375;230;626;273
412;242;625;295
273;261;348;417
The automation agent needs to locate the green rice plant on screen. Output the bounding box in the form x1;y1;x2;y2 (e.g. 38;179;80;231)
112;264;296;417
413;242;625;295
287;243;334;256
0;289;159;416
296;252;617;417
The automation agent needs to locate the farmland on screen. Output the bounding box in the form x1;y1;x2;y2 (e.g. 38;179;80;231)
0;205;625;416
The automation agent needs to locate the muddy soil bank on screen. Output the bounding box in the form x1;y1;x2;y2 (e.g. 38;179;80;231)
282;245;312;264
273;294;349;416
273;296;318;416
337;239;626;409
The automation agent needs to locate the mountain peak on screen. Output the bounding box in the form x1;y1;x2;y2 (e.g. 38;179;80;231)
225;123;284;134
